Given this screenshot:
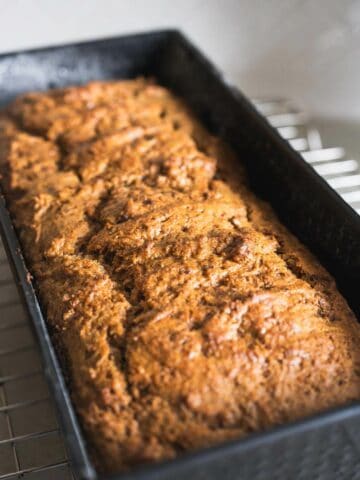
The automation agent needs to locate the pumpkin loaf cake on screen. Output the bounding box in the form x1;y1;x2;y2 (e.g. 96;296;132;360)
0;78;359;473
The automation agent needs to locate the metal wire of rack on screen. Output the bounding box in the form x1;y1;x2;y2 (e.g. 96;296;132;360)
0;247;73;479
0;99;359;480
253;98;360;214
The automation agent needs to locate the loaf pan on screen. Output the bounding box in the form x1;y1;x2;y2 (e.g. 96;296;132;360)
0;30;359;480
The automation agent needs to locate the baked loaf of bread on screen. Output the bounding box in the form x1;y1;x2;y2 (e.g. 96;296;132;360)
0;79;359;473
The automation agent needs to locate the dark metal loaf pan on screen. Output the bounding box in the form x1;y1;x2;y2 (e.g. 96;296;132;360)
0;30;359;480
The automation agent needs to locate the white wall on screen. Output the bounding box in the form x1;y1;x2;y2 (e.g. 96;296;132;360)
0;0;360;120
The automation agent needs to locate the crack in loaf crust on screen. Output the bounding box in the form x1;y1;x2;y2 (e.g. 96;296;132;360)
0;78;360;472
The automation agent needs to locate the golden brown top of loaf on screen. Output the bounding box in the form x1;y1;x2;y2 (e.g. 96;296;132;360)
0;78;359;473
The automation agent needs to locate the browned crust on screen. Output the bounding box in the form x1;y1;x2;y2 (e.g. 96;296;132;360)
0;79;359;473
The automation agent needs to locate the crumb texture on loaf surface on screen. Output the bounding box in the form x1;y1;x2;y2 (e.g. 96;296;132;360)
0;78;359;473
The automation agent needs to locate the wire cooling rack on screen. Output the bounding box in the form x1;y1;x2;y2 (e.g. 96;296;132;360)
0;248;73;480
254;99;360;213
0;100;359;480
